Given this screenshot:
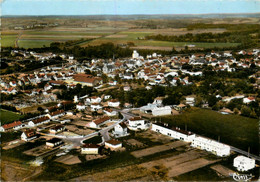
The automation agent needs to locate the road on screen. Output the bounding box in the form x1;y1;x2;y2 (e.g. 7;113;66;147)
38;111;134;147
231;146;260;162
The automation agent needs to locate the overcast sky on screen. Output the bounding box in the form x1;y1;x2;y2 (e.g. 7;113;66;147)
1;0;260;16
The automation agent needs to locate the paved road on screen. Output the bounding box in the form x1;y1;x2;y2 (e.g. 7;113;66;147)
38;111;132;147
231;146;260;162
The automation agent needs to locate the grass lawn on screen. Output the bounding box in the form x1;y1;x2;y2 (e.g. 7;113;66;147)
158;108;258;155
0;109;22;124
1;35;18;47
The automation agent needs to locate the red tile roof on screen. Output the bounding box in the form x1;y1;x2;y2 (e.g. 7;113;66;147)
31;116;50;124
2;121;22;130
129;116;143;121
93;116;110;125
105;139;122;145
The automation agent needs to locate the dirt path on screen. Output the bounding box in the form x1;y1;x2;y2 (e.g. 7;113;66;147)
15;32;23;48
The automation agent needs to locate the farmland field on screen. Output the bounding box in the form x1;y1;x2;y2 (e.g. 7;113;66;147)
158;108;259;155
1;27;240;49
1;35;18;47
0;109;22;124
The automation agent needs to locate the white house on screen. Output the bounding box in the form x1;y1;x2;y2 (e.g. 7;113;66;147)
76;103;86;111
105;139;122;150
191;136;230;157
46;110;65;119
21;129;37;141
113;122;128;137
132;50;139;59
81;144;100;154
103;108;117;116
86;96;102;104
186;97;195;106
152;123;196;142
89;116;110;128
90;103;102;111
28;116;50;127
233;156;255;172
49;125;65;134
152;106;172;116
46;138;63;148
243;97;255;104
153;97;163;106
108;99;120;108
0;121;23;132
128;117;148;130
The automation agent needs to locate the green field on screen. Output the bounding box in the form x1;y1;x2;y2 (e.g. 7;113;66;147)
0;109;22;124
159;108;258;155
18;39;53;48
1;35;18;47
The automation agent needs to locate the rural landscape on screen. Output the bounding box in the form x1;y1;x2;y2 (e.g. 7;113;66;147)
1;0;260;181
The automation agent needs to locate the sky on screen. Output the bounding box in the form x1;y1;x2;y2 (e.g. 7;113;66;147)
1;0;260;16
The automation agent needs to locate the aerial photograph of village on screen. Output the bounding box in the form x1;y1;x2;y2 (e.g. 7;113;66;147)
0;0;259;181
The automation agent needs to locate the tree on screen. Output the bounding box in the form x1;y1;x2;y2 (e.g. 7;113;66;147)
208;95;218;107
241;106;251;117
37;107;44;113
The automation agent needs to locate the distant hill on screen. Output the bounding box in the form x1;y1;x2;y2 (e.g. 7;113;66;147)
2;13;260;20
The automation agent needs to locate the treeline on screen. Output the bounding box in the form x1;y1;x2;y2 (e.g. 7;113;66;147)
0;104;19;112
186;23;260;31
0;58;64;75
145;29;259;44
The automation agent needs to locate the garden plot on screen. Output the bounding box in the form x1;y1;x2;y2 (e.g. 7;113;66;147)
126;139;146;148
131;141;187;158
139;149;220;178
210;164;235;177
23;144;60;156
55;155;81;165
136;130;174;144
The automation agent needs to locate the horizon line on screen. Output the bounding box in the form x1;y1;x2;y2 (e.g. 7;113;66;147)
2;12;260;17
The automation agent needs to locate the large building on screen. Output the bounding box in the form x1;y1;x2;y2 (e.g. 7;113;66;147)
191;136;230;157
152;123;196;142
233;156;255;171
72;74;102;87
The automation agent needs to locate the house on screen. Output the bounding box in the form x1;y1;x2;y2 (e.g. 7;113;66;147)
76;103;86;111
46;138;63;148
123;86;131;92
113;122;128;137
90;103;102;111
175;104;187;111
49;125;65;134
152;123;195;142
140;103;158;114
28;116;50;127
105;139;122;150
153;97;163;106
191;136;230;157
47;110;65;119
243;97;255;104
21;129;37;141
0;121;23;132
9;81;17;87
73;74;102;87
86;96;102;104
152;106;172;116
128;116;148;130
81;144;100;154
108;99;120;107
103;108;117;116
233;156;255;171
186;97;195;106
89;116;110;128
6;87;17;94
